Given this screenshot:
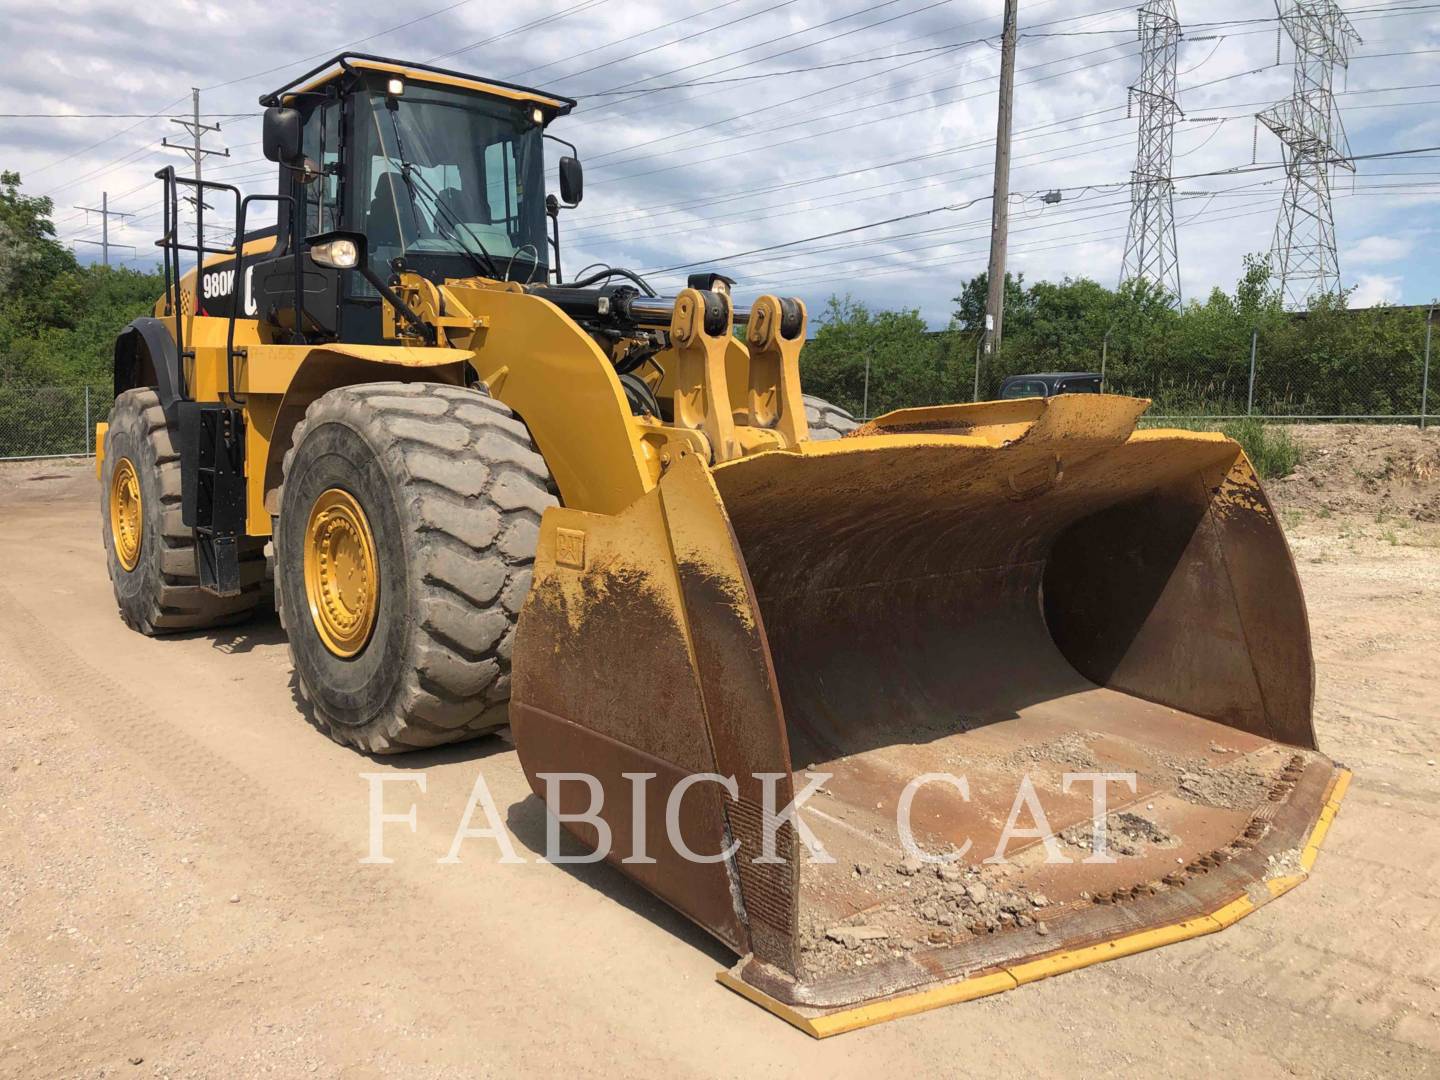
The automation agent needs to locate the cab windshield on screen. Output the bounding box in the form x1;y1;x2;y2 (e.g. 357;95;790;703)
355;80;548;281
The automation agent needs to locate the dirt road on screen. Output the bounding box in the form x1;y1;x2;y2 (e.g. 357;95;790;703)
2;433;1438;1078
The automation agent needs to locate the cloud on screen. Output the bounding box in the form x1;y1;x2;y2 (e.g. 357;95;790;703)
1348;234;1413;264
1349;273;1403;307
6;0;1437;323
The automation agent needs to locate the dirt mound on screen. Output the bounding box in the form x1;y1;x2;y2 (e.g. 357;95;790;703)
1267;424;1440;521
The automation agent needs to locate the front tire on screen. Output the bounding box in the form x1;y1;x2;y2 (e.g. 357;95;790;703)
275;382;556;754
803;394;859;440
100;388;266;635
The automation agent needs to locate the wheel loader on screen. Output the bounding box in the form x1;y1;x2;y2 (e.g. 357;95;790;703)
96;53;1349;1035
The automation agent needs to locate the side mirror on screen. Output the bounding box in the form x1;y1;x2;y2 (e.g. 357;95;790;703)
262;107;303;166
558;155;583;206
307;230;367;270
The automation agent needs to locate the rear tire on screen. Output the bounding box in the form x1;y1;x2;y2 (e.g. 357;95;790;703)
803;394;859;440
100;388;266;635
275;382;556;754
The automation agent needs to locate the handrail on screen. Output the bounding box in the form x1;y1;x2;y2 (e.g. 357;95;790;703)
152;167;304;405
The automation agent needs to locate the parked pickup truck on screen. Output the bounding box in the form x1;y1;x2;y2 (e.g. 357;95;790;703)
998;371;1102;398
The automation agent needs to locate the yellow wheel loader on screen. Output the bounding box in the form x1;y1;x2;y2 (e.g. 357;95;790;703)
96;53;1348;1034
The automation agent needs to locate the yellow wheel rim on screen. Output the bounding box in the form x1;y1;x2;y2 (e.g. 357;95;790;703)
109;456;143;572
304;488;380;658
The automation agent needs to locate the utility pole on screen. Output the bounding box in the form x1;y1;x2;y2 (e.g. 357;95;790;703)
72;191;134;267
1120;0;1182;301
163;88;229;257
1260;1;1359;308
983;0;1018;364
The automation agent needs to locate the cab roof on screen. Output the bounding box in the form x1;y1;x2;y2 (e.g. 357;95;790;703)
258;53;576;119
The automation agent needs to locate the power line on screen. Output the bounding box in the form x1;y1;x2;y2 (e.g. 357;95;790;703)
579;0;961;111
574;125;1139;249
1;112;257;119
427;0;613;64
649;195;995;274
575;1;1439;171
571;72;1440;244
505;0;754;82
582;33;997;166
529;0;806;88
572;96;1134;230
592;39;1142;183
573;34;991;97
761;184;1427;293
638;143;1440;276
205;0;479;90
580;0;1132;124
30;0;479;194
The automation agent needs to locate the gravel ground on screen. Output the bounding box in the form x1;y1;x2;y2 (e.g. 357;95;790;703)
0;424;1437;1078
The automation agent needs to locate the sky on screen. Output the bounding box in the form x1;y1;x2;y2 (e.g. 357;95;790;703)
4;0;1438;326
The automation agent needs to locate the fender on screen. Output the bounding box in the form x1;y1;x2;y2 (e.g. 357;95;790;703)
114;318;184;408
254;346;471;532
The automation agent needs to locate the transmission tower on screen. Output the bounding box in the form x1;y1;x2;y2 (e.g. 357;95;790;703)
1260;1;1360;308
1120;0;1182;302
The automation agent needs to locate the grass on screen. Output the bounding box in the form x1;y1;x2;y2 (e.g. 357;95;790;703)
1149;413;1304;480
1217;417;1303;480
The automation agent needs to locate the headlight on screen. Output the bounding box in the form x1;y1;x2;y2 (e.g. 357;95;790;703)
310;237;360;270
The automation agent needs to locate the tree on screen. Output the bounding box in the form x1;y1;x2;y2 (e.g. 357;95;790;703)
0;173;164;390
0;170;77;306
950;270;1029;335
800;296;963;417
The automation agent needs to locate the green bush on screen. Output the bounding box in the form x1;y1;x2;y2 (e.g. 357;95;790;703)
1140;413;1303;479
1;171;164;395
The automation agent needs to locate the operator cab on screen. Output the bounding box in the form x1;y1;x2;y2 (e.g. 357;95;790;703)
248;54;578;344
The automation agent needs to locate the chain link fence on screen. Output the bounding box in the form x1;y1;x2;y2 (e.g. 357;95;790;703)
0;386;115;460
4;314;1436;461
1101;326;1436;424
833;308;1437;426
976;306;1437;425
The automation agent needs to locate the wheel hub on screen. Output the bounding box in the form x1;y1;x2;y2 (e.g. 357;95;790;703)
109;456;143;572
304;488;380;658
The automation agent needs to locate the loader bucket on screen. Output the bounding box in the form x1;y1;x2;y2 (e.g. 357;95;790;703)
510;394;1347;1034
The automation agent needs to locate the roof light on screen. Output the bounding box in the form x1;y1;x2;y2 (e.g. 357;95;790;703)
387;77;405;97
532;107;544;125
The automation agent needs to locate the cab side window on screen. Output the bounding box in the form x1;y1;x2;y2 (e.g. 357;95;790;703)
483;139;518;234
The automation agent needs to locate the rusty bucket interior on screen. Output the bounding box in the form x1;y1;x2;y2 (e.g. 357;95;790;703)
709;396;1331;988
513;395;1340;1016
